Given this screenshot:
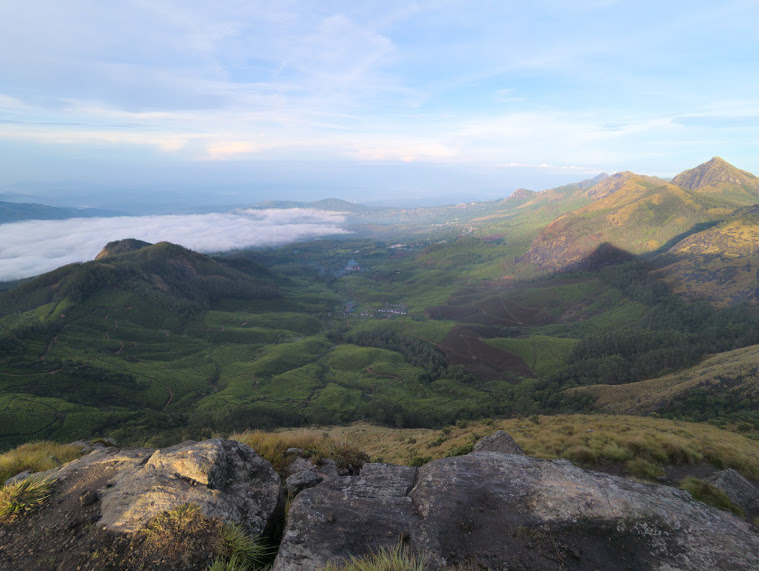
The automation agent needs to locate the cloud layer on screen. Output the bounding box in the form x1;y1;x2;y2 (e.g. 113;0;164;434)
0;209;350;280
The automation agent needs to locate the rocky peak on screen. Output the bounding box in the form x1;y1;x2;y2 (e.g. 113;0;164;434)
672;157;759;191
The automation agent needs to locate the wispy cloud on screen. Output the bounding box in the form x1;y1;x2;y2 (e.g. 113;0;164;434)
0;209;350;280
1;1;759;191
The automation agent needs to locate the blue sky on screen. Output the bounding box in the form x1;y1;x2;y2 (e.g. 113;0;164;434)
2;0;759;206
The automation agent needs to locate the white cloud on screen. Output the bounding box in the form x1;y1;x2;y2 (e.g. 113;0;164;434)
205;140;267;159
0;209;350;280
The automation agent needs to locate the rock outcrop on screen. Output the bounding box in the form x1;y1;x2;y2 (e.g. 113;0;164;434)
471;429;524;455
275;452;759;570
706;468;759;519
9;439;282;536
3;434;759;570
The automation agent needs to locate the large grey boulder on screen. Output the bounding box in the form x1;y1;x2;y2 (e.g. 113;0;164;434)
274;463;420;570
274;451;759;570
33;439;282;537
705;468;759;519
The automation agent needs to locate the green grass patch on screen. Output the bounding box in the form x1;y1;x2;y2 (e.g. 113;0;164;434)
486;335;578;377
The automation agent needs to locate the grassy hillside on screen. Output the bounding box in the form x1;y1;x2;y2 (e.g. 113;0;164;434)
314;415;759;481
653;207;759;304
520;174;738;271
569;343;759;425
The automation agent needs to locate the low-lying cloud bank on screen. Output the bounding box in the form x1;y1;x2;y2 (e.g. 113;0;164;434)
0;208;350;280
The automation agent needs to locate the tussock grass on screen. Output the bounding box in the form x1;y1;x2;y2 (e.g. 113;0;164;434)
315;415;759;480
626;458;664;480
0;476;54;522
679;477;744;516
231;430;368;475
216;521;269;569
142;503;268;570
322;543;427;571
0;441;85;484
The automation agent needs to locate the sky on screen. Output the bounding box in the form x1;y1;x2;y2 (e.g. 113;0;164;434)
2;1;759;207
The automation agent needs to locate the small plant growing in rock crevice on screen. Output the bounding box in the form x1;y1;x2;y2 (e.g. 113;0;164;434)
322;542;428;571
139;503;269;570
215;521;269;569
0;476;54;522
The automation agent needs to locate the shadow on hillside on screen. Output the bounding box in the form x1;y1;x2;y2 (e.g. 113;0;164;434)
647;220;721;257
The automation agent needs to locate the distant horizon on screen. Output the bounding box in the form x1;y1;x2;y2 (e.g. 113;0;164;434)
2;2;758;206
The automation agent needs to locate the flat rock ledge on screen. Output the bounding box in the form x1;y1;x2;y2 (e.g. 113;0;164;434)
274;452;759;570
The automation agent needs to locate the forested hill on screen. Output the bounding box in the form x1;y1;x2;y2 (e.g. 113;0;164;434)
0;240;279;316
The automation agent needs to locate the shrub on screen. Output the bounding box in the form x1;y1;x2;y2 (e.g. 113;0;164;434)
142;503;268;570
445;444;474;458
626;458;664;480
409;456;433;467
231;430;368;476
562;445;598;465
599;443;632;462
216;521;268;569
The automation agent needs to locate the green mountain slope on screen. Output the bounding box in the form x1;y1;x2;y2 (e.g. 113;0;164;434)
519;172;739;271
653;206;759;305
0;240;279;317
569;343;759;424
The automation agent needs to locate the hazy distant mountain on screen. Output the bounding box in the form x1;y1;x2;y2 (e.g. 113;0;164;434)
503;188;537;206
576;172;610;190
0;200;117;224
583;172;666;201
252;197;379;215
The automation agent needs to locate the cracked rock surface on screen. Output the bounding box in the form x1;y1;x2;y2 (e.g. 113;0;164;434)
274;452;759;570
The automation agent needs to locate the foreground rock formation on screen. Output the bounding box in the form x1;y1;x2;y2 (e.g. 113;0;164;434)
0;439;282;569
275;446;759;570
1;434;759;570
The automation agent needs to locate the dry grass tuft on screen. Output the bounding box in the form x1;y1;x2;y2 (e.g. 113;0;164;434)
231;430;368;475
141;503;268;570
322;542;427;571
310;415;759;481
0;441;85;485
